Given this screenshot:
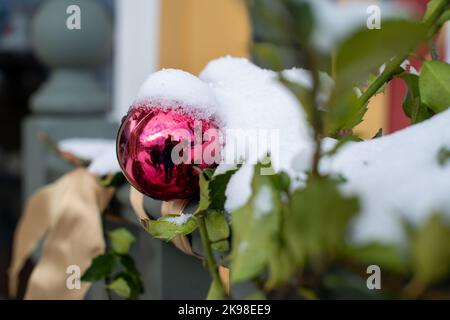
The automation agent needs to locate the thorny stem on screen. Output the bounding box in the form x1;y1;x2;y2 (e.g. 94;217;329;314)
359;0;450;108
198;214;228;299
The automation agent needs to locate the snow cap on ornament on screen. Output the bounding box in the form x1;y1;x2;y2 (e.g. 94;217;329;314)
117;69;222;201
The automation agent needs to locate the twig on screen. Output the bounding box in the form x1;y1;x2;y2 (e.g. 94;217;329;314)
198;214;228;299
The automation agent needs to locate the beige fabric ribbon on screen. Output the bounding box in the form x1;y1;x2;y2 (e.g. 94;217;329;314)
129;186;230;295
8;168;114;299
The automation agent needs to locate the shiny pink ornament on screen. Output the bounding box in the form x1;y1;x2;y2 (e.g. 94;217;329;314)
116;104;220;201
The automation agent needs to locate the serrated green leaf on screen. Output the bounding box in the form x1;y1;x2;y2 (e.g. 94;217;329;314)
205;211;230;242
147;214;198;241
335;20;426;90
108;228;136;255
81;253;115;282
197;167;240;213
412;213;450;284
419;60;450;113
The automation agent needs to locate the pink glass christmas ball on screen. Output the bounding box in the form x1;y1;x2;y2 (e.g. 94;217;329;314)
116;104;220;201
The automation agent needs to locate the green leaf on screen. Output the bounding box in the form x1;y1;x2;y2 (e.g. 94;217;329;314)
252;43;284;71
326;88;365;134
345;243;409;275
107;276;131;299
335;20;426;90
266;247;296;289
108;228;136;255
205;210;230;242
412;213;450;284
206;278;225;300
329;20;426;133
81;253;115;282
230;164;281;284
118;255;144;294
147;214;198;241
211;239;230;252
197;167;239;213
437;147;450;166
285;177;359;267
419;60;450;113
401;73;434;124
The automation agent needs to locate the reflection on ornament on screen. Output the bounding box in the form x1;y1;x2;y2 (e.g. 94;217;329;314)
117;103;221;201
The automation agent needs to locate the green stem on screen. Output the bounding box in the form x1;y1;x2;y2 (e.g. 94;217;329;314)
198;215;227;298
359;0;449;107
358;54;405;107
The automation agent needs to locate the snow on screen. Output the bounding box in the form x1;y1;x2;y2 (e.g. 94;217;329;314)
58;138;120;176
309;0;409;52
321;108;450;244
202;57;450;246
165;213;192;226
200;57;314;211
134;68;219;120
254;185;273;218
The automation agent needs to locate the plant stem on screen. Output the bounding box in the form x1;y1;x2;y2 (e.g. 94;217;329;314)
429;40;439;60
198;215;227;298
358;54;405;107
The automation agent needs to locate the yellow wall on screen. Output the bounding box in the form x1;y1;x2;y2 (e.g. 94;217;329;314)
159;0;251;75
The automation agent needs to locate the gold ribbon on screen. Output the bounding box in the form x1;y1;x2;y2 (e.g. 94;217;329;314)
8;169;114;299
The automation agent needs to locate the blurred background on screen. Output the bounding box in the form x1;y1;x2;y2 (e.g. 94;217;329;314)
0;0;448;299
